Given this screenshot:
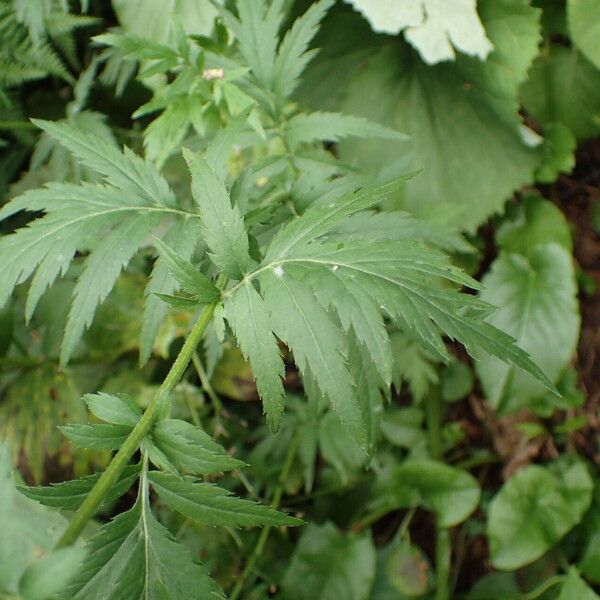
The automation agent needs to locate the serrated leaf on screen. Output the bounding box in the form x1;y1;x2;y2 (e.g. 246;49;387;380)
345;0;493;64
19;465;140;511
66;474;224;600
223;281;286;431
487;460;593;570
59;423;132;450
61;212;162;365
141;217;202;364
283;111;406;150
536;122;576;184
282;522;376;600
154;238;219;301
217;0;285;90
148;471;302;527
83;392;142;426
184;149;251;279
476;244;579;414
19;547;86;600
150;419;244;475
272;0;335;102
31;119;176;207
261;271;366;449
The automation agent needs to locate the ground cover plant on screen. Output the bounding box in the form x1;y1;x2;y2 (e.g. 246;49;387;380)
0;0;599;598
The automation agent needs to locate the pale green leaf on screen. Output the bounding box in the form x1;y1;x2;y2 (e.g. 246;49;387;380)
303;0;542;231
148;471;302;527
487;460;593;570
345;0;493;64
0;443;68;593
476;244;580;414
19;547;85;600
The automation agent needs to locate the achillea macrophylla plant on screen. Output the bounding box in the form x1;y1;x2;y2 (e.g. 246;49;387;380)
0;0;556;597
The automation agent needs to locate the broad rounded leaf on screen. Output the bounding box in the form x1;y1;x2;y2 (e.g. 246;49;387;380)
557;568;600;600
324;0;542;231
380;459;481;527
476;243;579;414
487;461;593;570
567;0;600;70
282;522;376;600
344;0;493;64
521;45;600;142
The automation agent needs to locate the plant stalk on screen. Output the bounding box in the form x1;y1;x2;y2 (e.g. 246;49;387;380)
425;390;451;600
56;302;217;549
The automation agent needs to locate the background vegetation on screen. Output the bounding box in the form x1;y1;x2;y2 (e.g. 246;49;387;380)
0;0;599;598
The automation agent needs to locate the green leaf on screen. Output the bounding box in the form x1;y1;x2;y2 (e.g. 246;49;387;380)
59;423;132;450
223;281;286;431
30;119;176;207
148;471;302;527
184;149;251;279
65;482;224;599
150;419;244;475
567;0;600;70
558;569;600;600
0;443;68;593
476;244;580;414
261;270;366;449
154;238;219;302
217;0;285;91
112;0;218;43
272;0;335;102
496;195;573;256
283;111;406;150
83;392;142;426
303;0;542;231
282;522;376;600
19;465;140;511
345;0;493;64
141;217;202;364
521;45;600;141
19;547;86;600
378;459;481;527
487;460;593;570
535;122;576;184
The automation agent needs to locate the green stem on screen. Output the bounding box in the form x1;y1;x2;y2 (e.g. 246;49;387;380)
56;302;217;549
425;390;451;600
435;528;451;600
229;431;301;600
